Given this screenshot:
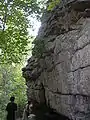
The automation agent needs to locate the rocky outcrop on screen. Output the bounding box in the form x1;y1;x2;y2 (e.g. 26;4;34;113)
22;0;90;120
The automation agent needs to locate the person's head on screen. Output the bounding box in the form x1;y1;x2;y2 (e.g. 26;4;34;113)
10;96;15;102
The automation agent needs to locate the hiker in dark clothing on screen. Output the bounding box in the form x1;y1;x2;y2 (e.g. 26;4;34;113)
6;96;17;120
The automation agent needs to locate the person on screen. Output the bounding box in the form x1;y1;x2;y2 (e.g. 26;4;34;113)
22;100;33;120
6;96;17;120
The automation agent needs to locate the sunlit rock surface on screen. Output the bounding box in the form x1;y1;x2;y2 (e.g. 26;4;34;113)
22;0;90;120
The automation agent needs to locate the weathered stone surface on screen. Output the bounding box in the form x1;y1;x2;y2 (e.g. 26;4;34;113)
79;66;90;94
77;18;90;49
22;1;90;120
45;90;90;120
71;44;90;71
54;30;79;55
71;0;90;11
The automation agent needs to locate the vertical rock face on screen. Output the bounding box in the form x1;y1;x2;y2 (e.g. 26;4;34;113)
22;0;90;120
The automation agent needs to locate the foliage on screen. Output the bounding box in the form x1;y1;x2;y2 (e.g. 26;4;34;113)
0;1;62;119
0;0;43;64
0;0;61;63
47;0;60;11
0;64;27;119
32;0;61;58
32;38;46;58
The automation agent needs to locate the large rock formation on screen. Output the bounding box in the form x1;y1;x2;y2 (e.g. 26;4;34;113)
22;0;90;119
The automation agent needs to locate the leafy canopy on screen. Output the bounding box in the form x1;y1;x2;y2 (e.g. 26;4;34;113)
0;63;27;119
0;0;60;63
0;0;42;64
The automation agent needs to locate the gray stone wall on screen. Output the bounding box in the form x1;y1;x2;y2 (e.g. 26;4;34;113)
22;0;90;119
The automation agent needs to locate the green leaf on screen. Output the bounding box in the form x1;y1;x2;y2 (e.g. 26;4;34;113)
47;0;60;11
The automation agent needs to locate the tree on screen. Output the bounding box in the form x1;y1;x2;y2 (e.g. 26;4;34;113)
0;64;27;119
0;0;43;64
0;0;61;63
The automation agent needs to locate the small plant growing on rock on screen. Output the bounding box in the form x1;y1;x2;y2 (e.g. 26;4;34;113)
32;38;46;58
47;0;60;11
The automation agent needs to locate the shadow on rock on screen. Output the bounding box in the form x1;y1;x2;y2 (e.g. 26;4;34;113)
32;102;71;120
